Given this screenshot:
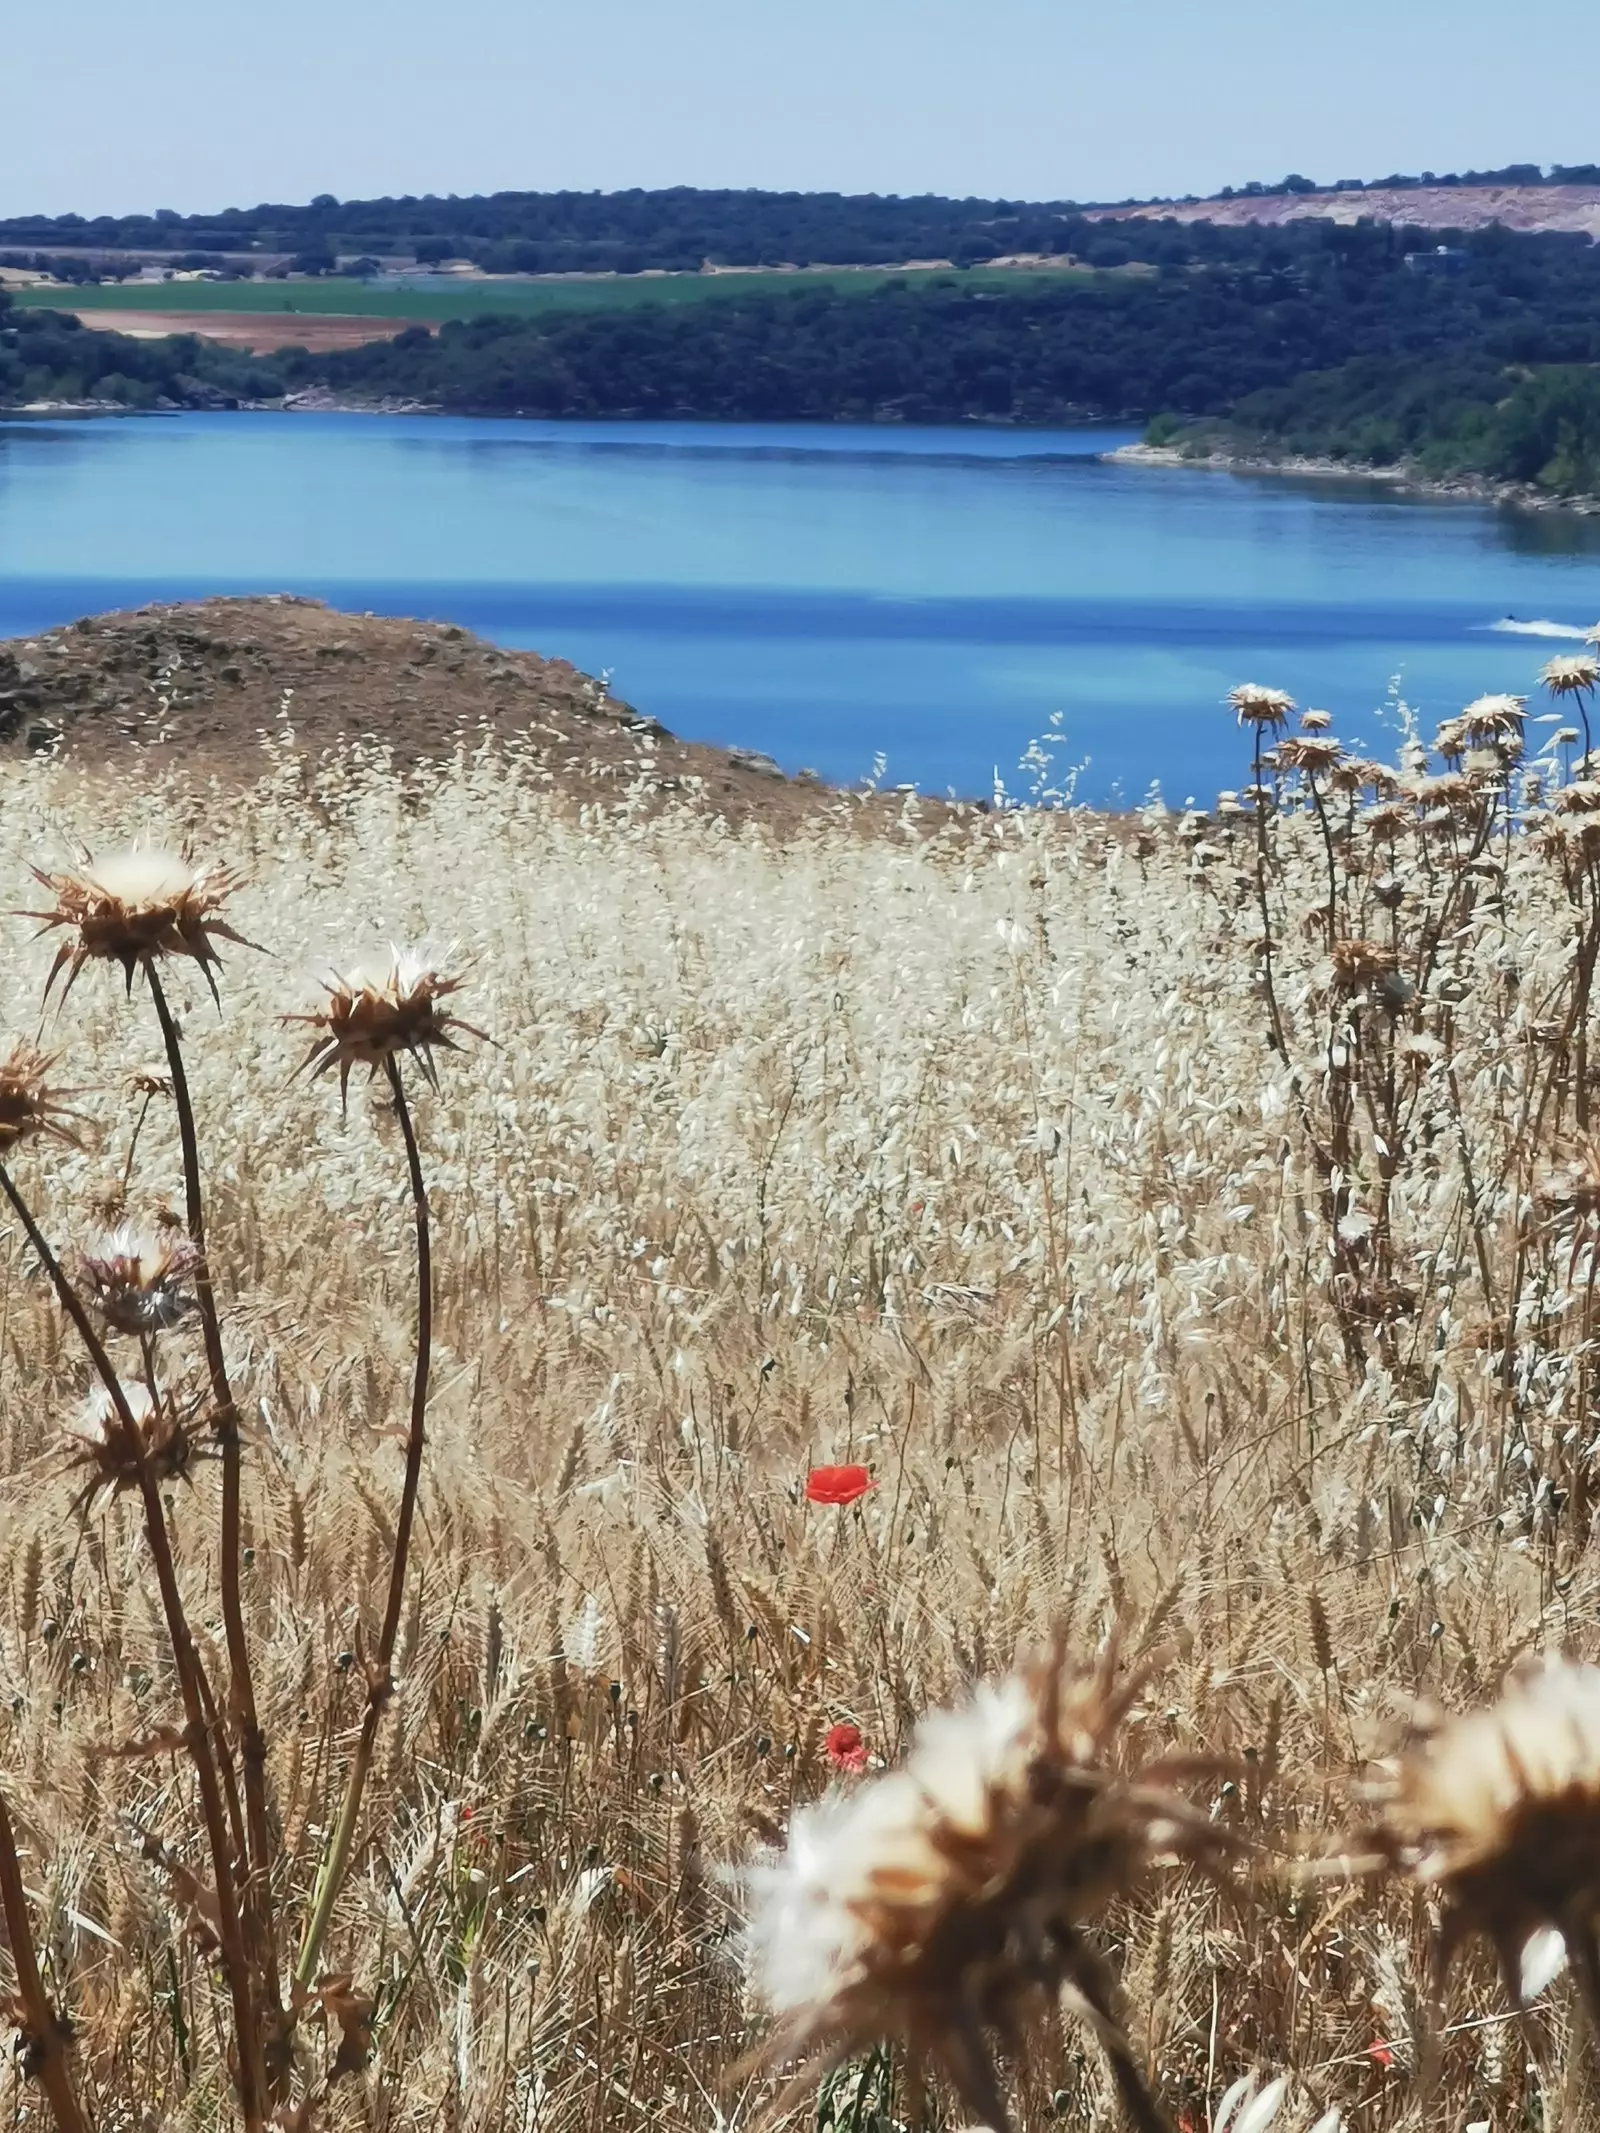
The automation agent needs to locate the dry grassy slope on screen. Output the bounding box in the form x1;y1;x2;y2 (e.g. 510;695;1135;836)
1092;183;1600;236
0;596;826;824
0;686;1594;2128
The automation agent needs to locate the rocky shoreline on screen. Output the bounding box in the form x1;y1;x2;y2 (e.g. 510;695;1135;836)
1103;439;1600;515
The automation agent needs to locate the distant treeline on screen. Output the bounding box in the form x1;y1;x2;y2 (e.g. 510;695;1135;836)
4;171;1600;277
7;220;1600;497
1211;162;1600;201
0;189;1096;273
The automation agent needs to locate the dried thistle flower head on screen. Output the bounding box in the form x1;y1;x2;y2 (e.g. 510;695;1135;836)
1229;685;1295;731
0;1043;86;1155
291;947;489;1104
742;1637;1237;2133
1541;656;1600;699
1273;737;1343;776
1362;803;1411;843
80;1222;199;1335
1327;939;1398;995
1541;1136;1600;1222
60;1380;195;1509
1367;1660;1600;2013
26;849;253;1003
1298;710;1333;732
1458;694;1527;745
1326;756;1383;796
1434;717;1467;761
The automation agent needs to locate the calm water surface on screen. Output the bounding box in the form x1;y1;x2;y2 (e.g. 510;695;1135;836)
3;411;1599;802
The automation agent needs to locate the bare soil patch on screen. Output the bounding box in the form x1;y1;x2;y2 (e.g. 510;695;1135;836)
68;309;423;352
1091;182;1600;238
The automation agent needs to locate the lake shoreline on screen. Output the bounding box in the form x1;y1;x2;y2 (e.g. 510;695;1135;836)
1104;439;1600;516
5;409;1596;806
11;399;1600;519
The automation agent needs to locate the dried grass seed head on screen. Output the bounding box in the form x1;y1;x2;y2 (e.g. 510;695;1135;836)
743;1637;1237;2130
26;848;253;1002
0;1043;86;1155
293;946;489;1102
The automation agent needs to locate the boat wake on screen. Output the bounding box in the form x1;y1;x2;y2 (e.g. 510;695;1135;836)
1484;618;1590;639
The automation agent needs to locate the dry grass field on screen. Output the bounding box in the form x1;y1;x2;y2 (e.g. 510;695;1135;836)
3;653;1600;2133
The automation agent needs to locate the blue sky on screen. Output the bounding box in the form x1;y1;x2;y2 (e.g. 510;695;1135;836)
6;0;1600;217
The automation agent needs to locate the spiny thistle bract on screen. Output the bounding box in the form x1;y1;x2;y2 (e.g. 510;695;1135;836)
1229;684;1296;731
25;849;253;1003
742;1637;1238;2133
79;1220;199;1335
1540;656;1600;699
60;1381;196;1509
1365;1659;1600;2016
1272;736;1344;776
0;1044;86;1154
290;947;488;1103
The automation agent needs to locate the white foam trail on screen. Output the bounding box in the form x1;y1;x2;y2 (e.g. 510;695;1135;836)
1485;618;1589;639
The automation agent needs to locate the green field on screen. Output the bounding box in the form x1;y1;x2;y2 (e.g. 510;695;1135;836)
13;265;1094;324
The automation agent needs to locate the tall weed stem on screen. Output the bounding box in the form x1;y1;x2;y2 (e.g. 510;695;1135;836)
145;964;284;2057
296;1052;431;1987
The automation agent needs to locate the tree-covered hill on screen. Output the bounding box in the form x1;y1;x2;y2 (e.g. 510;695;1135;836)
0;188;1091;274
8;170;1600;273
7;220;1600;499
282;226;1600;434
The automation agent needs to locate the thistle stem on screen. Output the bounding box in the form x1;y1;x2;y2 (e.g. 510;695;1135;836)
0;1158;266;2133
144;963;283;2051
1252;727;1289;1058
295;1054;431;1987
0;1784;90;2133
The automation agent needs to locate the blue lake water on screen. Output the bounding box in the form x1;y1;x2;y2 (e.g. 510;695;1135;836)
3;410;1599;803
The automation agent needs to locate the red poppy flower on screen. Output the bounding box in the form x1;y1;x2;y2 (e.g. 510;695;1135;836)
825;1721;869;1774
805;1464;873;1506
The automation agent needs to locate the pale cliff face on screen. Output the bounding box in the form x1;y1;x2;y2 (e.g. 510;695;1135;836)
1091;182;1600;239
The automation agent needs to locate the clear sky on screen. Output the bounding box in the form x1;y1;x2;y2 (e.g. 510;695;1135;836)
6;0;1600;217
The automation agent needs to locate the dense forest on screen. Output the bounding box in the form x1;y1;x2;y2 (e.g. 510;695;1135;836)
1171;360;1600;495
5;171;1600;274
277;226;1600;492
6;216;1600;496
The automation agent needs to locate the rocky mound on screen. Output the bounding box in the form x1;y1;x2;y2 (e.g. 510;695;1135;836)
0;596;817;821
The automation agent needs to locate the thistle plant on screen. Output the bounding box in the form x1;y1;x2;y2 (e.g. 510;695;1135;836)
743;1636;1241;2133
4;860;480;2131
290;948;486;1988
